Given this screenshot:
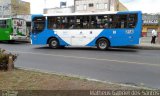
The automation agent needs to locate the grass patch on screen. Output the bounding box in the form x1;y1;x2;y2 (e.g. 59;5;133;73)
0;69;138;90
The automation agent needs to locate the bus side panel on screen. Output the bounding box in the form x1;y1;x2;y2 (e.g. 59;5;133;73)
88;12;142;47
0;19;12;41
0;28;11;40
31;30;54;45
31;29;69;46
87;29;141;47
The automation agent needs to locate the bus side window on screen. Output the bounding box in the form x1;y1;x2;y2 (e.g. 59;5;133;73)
90;16;97;29
83;16;90;29
103;15;109;28
68;16;75;29
48;16;57;29
119;15;128;28
75;17;81;29
0;20;7;28
56;17;61;29
108;15;114;28
128;14;137;28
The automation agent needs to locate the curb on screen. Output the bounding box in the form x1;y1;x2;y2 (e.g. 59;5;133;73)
115;45;160;50
135;43;160;50
136;46;160;50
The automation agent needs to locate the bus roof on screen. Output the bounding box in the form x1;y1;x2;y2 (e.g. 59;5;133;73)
41;11;141;17
0;18;11;20
0;18;26;21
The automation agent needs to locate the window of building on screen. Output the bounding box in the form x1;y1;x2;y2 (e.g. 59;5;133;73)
76;5;84;11
98;4;104;9
84;4;87;10
89;3;94;7
105;3;108;9
0;6;2;11
96;4;99;9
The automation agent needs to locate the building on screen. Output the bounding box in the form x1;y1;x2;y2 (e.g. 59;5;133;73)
44;6;74;14
0;0;30;18
44;0;128;14
75;0;127;13
142;14;160;37
118;2;128;11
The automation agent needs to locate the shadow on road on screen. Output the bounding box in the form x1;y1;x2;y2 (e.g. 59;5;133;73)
0;41;29;45
34;46;138;53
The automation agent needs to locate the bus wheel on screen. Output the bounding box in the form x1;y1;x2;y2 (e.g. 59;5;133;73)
49;38;59;49
97;38;109;50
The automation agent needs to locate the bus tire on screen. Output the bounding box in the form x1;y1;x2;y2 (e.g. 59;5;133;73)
97;38;109;50
48;38;59;49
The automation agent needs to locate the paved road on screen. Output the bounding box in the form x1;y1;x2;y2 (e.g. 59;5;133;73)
1;42;160;89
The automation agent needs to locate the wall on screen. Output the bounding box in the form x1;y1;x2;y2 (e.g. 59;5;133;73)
0;0;30;18
44;6;74;14
75;0;119;13
118;2;128;11
142;14;159;37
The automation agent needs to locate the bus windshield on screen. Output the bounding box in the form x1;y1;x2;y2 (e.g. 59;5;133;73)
32;17;45;33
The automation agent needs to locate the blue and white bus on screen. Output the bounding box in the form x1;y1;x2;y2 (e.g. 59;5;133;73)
31;11;142;50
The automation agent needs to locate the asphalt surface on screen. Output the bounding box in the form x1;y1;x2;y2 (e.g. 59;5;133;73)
1;42;160;89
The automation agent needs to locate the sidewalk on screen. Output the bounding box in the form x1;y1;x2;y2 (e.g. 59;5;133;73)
136;43;160;50
134;37;160;50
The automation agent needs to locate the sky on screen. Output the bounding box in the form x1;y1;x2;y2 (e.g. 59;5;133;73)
22;0;160;14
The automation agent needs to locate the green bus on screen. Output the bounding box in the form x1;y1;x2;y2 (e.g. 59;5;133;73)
0;18;28;41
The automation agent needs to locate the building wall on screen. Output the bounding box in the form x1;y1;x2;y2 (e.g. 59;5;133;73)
11;0;30;15
75;0;119;13
142;14;159;37
44;6;74;14
0;0;30;18
44;0;127;14
142;25;159;37
0;0;11;18
118;2;128;11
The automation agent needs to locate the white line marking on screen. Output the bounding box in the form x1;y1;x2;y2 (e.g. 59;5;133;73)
10;50;160;67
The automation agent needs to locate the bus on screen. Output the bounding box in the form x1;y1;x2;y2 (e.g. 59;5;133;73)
0;18;28;41
31;11;142;50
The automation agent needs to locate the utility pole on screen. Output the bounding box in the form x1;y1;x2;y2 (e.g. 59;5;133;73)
74;0;76;12
108;0;111;11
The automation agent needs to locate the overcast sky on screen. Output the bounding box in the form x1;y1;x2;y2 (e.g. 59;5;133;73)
22;0;160;14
